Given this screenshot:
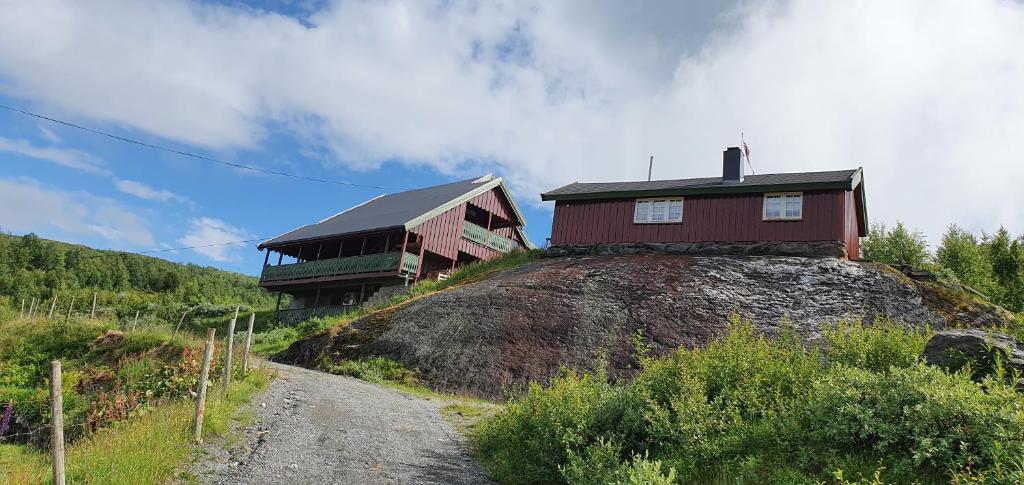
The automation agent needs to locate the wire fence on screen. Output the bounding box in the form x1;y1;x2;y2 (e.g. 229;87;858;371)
1;306;260;480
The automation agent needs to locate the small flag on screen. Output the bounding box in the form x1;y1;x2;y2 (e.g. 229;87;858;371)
742;141;751;161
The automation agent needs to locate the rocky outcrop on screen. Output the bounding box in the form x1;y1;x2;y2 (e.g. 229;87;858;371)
922;329;1024;381
278;254;1016;399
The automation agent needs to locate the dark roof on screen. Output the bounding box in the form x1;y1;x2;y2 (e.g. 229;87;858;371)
260;176;525;249
541;168;862;201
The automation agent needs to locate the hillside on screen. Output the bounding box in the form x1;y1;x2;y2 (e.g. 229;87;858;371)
0;233;276;323
279;253;1018;399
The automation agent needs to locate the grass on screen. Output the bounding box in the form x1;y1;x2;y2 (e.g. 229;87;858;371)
249;249;543;357
0;367;271;484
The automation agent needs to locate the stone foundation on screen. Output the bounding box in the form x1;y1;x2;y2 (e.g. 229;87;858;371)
544;241;848;259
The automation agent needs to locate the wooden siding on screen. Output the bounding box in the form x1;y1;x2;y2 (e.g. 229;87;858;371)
550;190;849;246
843;190;861;259
470;187;518;224
410;204;466;260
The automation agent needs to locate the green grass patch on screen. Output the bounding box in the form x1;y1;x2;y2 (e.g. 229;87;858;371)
471;318;1024;484
0;368;270;484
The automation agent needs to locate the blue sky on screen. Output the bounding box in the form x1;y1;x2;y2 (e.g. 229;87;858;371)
1;0;1023;277
0;103;556;276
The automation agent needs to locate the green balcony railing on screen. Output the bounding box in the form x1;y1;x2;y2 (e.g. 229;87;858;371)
462;221;516;253
261;252;419;283
401;252;420;274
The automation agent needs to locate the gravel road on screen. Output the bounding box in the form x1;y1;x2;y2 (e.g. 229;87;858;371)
193;362;492;484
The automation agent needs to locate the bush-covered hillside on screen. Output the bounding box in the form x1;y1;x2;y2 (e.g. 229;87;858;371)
863;223;1024;314
0;233;277;323
472;320;1024;484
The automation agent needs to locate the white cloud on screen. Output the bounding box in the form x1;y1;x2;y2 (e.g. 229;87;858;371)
0;0;1023;244
114;178;192;205
178;217;253;262
38;125;61;143
0;136;108;175
0;177;154;246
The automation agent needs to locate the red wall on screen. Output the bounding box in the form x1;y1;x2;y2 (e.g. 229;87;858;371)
470;188;518;224
412;186;526;261
551;190;858;252
411;204;466;260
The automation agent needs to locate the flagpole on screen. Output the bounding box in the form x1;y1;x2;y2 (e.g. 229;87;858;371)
741;132;755;175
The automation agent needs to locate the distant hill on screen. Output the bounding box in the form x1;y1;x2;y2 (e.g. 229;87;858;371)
0;233;275;322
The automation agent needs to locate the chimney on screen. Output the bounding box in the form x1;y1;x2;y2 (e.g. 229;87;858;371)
722;146;743;183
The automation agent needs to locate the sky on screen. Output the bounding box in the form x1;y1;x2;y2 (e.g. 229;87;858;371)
1;0;1022;277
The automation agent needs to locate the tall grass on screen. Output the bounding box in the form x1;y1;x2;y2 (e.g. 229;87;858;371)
471;318;1024;484
0;369;270;484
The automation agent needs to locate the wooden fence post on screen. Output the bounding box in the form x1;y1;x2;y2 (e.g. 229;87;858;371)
132;310;140;331
20;298;25;319
90;292;97;320
47;296;57;319
172;311;188;338
50;360;66;485
28;298;36;318
65;297;75;322
240;313;254;372
223;307;239;392
193;328;216;444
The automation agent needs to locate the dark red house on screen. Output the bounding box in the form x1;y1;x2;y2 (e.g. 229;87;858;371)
258;174;531;322
541;147;867;258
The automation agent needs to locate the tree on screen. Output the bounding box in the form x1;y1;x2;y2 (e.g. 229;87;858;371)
861;222;929;268
936;225;990;290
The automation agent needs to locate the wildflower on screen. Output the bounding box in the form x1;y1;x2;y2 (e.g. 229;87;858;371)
0;401;12;437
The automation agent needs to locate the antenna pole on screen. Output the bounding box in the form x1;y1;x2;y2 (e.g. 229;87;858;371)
647;155;654;182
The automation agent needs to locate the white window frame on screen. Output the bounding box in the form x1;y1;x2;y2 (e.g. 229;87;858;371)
634;198;683;224
763;192;803;221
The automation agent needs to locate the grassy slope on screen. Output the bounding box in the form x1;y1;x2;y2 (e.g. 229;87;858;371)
0;369;269;484
0;316;272;484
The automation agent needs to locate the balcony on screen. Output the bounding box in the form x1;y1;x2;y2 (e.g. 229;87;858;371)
261;251;420;284
462;221;516;253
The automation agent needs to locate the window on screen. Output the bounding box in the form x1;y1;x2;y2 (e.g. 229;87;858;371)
634;198;683;223
763;192;802;220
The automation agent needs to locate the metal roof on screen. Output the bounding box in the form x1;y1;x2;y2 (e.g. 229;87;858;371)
259;175;528;249
541;169;862;201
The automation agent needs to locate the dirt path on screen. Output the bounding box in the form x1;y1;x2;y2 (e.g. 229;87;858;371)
193;362;491;484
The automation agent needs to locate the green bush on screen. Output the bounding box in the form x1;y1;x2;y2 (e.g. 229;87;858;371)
801;365;1024;482
822;319;929;372
471;319;1024;484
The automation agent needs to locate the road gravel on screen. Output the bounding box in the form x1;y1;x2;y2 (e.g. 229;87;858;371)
193;362;491;484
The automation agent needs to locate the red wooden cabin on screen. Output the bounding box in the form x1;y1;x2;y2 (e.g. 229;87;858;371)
541;147;867;258
258;174;531;323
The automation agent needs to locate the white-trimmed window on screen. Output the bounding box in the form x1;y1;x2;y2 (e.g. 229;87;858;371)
634;198;683;224
763;192;802;220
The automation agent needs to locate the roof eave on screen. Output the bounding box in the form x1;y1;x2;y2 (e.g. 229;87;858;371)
404;176;528;230
540;180;855;201
258;225;406;250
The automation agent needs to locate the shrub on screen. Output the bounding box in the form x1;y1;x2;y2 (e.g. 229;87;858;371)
801;365;1024;481
473;366;639;484
822;319;929;372
471;319;1024;484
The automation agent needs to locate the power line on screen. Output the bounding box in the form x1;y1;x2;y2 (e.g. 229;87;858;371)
0;104;405;190
82;238;268;259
